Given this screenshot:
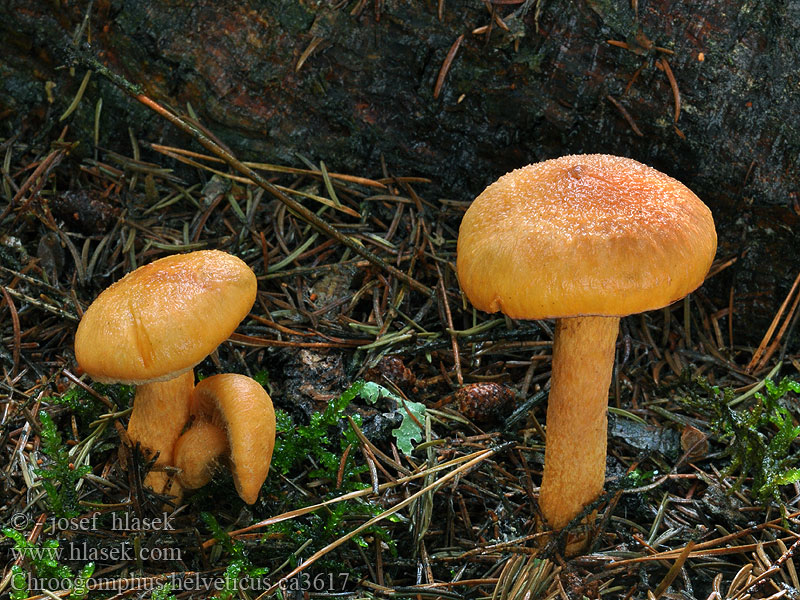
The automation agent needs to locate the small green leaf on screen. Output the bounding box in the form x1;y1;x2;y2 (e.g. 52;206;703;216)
70;562;95;600
151;583;178;600
253;370;270;387
360;381;384;404
392;399;426;455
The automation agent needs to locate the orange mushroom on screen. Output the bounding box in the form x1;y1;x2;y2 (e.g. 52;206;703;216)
74;250;257;496
457;154;716;552
174;373;276;504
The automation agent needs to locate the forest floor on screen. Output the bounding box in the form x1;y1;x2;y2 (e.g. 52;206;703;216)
2;98;800;600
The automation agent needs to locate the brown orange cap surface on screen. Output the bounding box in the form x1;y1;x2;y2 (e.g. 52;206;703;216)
75;250;257;384
457;154;717;319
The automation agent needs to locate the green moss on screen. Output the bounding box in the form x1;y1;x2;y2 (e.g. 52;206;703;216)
263;381;403;555
684;377;800;504
201;513;269;600
35;411;92;519
1;528;95;600
48;383;132;427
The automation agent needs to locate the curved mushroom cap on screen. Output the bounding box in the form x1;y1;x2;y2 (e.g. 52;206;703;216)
75;250;257;384
457;154;717;320
189;373;276;504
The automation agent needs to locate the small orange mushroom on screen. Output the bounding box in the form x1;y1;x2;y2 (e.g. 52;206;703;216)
174;374;276;504
172;421;229;490
74;250;257;496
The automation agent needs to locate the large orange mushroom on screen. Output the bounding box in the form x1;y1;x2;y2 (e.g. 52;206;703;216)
457;154;716;553
75;250;257;496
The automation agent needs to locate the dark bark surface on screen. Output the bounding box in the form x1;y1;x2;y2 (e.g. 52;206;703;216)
2;0;798;345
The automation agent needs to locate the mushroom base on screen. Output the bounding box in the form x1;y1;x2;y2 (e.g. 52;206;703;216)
538;315;619;555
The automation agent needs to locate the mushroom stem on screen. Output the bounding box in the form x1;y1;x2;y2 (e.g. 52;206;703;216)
125;370;194;494
538;316;619;550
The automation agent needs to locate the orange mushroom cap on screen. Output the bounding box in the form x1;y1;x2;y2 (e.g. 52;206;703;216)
75;250;257;384
457;154;717;320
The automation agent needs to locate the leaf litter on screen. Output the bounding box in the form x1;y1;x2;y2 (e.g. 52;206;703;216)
1;66;800;600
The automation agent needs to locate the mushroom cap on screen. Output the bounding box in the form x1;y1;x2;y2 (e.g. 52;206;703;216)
75;250;257;384
189;373;276;504
457;154;717;319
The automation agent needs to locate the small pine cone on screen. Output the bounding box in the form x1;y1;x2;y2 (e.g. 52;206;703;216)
454;382;516;424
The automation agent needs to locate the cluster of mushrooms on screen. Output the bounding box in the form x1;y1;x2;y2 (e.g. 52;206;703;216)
74;250;275;504
73;154;717;555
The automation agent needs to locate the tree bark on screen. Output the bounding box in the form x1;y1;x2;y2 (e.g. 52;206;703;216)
2;0;798;343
